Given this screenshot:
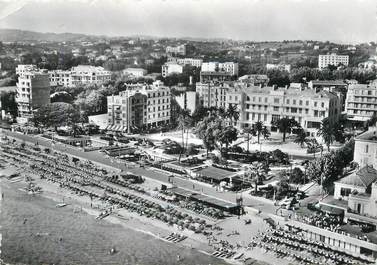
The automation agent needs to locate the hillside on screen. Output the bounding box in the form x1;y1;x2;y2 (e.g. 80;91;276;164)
0;28;102;42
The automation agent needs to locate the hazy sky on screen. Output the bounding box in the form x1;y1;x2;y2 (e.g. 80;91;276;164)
0;0;375;43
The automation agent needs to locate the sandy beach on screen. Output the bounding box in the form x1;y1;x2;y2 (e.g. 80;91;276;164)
0;179;231;265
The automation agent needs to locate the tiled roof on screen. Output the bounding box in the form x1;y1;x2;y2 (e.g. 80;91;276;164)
336;166;377;187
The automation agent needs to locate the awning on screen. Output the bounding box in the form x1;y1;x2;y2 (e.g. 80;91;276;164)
319;205;344;216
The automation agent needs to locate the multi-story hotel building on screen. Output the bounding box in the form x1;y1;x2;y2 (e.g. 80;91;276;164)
16;65;38;76
197;82;341;136
318;53;349;69
49;70;72;87
201;62;239;76
70;65;111;87
196;82;230;109
200;62;239;82
107;81;171;132
161;62;183;77
345;83;377;122
16;64;112;88
167;57;203;68
16;70;51;122
232;85;341;135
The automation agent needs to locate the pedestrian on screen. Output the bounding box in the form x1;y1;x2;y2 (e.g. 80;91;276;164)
1;192;4;199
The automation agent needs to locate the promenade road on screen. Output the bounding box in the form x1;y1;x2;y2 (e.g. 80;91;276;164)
1;130;278;215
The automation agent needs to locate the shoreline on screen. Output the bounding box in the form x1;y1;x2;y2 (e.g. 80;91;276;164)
0;178;232;265
0;136;284;265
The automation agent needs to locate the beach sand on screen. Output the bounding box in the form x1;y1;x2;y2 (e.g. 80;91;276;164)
0;179;230;265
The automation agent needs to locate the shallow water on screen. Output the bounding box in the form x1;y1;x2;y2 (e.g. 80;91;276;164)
0;183;229;265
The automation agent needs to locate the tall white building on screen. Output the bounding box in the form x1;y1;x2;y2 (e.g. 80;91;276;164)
16;64;112;88
49;70;72;87
201;62;239;76
345;82;377;122
161;62;183;77
70;65;111;87
318;53;349;69
16;65;38;77
167;57;203;68
196;82;341;136
107;81;171;132
16;70;51;122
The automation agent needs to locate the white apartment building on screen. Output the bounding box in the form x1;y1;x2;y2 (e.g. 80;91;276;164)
16;65;38;77
197;82;341;136
167;57;203;68
166;44;186;56
123;68;147;77
196;82;229;109
161;62;183;77
16;64;112;88
318;53;349;69
266;63;291;73
201;62;239;76
16;71;51;122
353;128;377;169
70;65;111;87
107;81;171;132
175;91;198;114
345;83;377;122
49;70;72;87
233;86;341;135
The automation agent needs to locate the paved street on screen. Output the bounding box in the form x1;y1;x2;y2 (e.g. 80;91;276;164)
1;130;279;215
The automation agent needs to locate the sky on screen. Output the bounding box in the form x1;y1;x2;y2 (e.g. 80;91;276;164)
0;0;375;43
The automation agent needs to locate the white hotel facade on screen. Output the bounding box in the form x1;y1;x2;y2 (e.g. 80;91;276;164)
16;64;112;88
318;53;349;69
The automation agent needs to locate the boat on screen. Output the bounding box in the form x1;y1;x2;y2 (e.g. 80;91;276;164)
56;203;67;208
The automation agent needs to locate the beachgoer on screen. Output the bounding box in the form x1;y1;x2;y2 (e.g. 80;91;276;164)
23;218;27;224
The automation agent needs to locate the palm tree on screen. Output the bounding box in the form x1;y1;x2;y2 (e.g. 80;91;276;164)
317;118;335;151
254;121;264;144
243;127;256;153
245;162;268;194
177;109;191;161
227;104;239;126
294;128;308;148
272;118;299;142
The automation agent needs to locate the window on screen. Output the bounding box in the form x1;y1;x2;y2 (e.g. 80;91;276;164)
365;145;369;153
286;99;290;104
293;100;296;105
299;100;302;106
314;102;317;107
321;102;325;108
340;188;351;197
274;98;279;104
273;106;279;111
306;101;309;106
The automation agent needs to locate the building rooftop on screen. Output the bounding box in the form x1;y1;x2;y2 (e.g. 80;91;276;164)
336;166;377;188
356;129;377;141
310;80;347;86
